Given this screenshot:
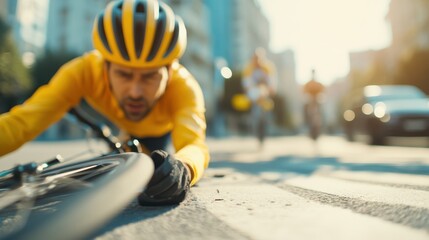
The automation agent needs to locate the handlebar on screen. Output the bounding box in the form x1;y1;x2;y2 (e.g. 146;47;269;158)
0;107;143;182
68;108;124;153
68;107;143;153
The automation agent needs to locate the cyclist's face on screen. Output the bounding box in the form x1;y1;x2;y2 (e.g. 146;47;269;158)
108;63;169;121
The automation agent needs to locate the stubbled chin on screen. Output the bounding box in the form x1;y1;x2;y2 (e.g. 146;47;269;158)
121;99;156;121
125;113;145;121
124;107;150;121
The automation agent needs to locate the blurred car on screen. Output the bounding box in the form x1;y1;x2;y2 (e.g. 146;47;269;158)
342;85;429;145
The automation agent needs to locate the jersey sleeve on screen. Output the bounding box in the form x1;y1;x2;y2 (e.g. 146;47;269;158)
168;66;210;186
0;57;87;157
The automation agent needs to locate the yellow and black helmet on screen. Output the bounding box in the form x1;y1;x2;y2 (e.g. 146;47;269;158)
92;0;187;68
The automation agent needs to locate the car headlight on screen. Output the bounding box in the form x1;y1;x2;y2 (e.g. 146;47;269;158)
380;113;391;123
374;102;387;118
362;103;373;115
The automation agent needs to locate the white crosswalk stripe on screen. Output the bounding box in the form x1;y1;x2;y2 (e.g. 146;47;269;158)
283;174;429;209
195;169;429;240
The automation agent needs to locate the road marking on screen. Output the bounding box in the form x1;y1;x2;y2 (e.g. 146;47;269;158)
195;173;429;240
284;176;429;209
319;170;429;191
278;183;429;230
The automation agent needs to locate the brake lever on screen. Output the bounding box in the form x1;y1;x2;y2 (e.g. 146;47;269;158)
122;139;143;153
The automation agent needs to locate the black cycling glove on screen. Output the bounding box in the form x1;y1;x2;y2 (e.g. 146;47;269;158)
138;150;191;206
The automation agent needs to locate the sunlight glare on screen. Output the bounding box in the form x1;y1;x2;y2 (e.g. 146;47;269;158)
258;0;391;85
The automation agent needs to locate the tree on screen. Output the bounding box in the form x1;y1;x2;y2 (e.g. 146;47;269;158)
0;17;31;112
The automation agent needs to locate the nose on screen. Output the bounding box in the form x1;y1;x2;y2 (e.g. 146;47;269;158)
128;81;143;99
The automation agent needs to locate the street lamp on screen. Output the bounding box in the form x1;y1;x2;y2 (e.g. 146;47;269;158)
212;57;231;137
220;66;232;79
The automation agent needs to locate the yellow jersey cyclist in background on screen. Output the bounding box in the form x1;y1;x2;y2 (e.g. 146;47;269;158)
242;48;277;148
0;0;209;206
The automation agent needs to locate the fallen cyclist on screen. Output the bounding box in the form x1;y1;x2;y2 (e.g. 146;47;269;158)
0;0;209;205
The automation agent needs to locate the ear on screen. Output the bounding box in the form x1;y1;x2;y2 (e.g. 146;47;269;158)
166;63;174;81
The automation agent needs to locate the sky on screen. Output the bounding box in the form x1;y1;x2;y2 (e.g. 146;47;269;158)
258;0;392;85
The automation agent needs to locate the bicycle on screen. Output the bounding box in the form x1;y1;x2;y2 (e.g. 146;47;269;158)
254;96;274;146
304;98;323;141
0;108;154;240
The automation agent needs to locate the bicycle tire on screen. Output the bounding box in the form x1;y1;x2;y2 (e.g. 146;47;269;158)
309;116;321;140
306;101;322;140
257;115;266;144
0;152;154;240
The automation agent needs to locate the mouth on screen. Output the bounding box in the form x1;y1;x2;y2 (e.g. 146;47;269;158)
124;101;146;115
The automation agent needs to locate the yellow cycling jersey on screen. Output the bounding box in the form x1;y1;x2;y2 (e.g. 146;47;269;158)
0;50;209;185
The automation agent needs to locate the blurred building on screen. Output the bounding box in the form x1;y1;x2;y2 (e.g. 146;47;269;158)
349;48;391;80
5;0;18;23
10;0;109;58
323;77;350;133
13;0;50;64
232;0;270;70
8;0;108;66
164;0;214;120
349;50;380;72
387;0;429;61
349;0;429;82
0;1;7;19
0;0;17;21
203;0;233;68
272;50;300;130
204;0;270;71
45;0;109;54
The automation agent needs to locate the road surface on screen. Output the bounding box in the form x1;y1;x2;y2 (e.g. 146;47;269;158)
1;135;429;239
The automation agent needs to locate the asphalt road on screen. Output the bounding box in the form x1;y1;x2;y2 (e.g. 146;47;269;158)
1;135;429;239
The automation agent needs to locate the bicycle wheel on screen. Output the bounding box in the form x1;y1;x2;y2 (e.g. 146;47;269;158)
0;152;154;240
257;115;266;144
306;102;322;140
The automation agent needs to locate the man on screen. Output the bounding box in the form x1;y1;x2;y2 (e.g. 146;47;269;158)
302;69;325;139
242;48;277;146
0;0;209;205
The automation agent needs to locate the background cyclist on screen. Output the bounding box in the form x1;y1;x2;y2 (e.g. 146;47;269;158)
0;0;208;206
302;69;325;138
242;47;277;148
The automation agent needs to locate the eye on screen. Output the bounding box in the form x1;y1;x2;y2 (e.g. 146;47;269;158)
143;72;155;78
115;70;132;79
142;72;162;83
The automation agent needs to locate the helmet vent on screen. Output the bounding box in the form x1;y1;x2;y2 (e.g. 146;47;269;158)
136;1;145;13
112;4;130;60
134;2;146;58
164;21;179;57
146;11;166;62
98;14;111;53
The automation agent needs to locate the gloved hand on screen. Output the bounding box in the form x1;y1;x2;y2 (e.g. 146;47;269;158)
138;150;191;206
